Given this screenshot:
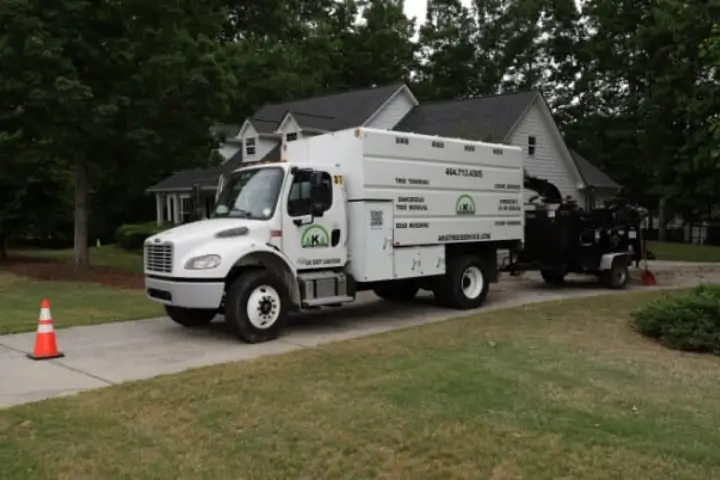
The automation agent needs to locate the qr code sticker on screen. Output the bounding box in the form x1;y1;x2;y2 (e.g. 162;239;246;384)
370;209;383;229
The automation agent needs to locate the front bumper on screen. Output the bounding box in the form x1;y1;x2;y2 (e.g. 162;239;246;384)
145;276;224;310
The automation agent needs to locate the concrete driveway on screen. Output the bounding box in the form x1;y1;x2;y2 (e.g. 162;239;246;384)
2;261;719;409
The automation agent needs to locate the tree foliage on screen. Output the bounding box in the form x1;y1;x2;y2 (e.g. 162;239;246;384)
1;0;718;263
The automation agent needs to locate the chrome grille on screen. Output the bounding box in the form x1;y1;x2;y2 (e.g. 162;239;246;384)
145;242;174;273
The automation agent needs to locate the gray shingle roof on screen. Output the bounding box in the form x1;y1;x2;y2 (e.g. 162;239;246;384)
145;145;281;192
569;149;621;189
211;123;242;139
394;90;538;143
250;83;403;133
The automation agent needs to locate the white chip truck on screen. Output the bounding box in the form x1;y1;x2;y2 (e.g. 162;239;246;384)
144;128;525;343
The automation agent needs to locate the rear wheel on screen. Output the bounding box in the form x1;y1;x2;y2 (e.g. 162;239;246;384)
602;258;629;290
373;281;419;302
225;270;288;343
540;270;566;285
433;255;490;309
165;305;216;328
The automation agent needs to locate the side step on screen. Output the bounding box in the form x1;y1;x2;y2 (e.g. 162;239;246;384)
298;271;355;308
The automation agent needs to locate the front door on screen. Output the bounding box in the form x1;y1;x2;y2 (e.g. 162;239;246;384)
281;167;347;270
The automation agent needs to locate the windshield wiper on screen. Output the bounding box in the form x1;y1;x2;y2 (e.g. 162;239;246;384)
230;208;252;218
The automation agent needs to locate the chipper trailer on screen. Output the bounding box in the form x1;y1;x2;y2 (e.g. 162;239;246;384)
502;172;645;289
143;127;527;343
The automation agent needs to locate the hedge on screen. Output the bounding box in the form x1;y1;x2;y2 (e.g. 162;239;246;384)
631;283;720;354
115;222;170;251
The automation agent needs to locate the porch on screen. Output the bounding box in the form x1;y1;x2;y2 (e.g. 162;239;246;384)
152;189;219;226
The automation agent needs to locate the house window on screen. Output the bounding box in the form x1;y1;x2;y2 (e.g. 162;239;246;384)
528;136;536;156
432;140;444;148
286;132;298;142
395;136;409;145
464;145;475;152
245;137;256;155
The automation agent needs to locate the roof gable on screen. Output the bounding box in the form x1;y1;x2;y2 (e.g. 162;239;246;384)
569;149;621;189
393;90;538;142
249;83;404;133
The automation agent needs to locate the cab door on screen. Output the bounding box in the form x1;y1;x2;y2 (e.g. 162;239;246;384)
281;167;348;270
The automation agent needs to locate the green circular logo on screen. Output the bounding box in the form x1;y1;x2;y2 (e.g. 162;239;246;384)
455;194;476;215
301;225;330;248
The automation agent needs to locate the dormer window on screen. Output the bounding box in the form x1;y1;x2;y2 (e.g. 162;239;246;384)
245;137;256;155
286;132;298;142
528;136;536;156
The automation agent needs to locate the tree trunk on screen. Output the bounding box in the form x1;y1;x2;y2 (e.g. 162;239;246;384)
0;231;8;262
658;197;667;242
73;156;90;267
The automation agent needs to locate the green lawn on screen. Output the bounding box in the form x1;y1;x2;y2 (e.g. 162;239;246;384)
2;290;719;479
16;246;143;273
649;241;720;263
0;273;162;334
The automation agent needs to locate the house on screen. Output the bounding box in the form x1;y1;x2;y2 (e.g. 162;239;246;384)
146;83;620;225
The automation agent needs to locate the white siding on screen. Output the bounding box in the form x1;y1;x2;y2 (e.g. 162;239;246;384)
244;138;278;163
219;143;241;160
277;114;300;135
364;88;417;130
507;100;582;203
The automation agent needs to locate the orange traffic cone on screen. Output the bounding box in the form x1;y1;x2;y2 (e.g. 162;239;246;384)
27;298;64;360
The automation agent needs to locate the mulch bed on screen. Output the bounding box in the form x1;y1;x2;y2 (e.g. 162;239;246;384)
0;255;144;290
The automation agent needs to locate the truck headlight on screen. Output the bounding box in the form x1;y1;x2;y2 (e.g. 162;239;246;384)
185;254;221;270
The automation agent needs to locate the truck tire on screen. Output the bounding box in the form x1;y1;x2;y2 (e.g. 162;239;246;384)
225;270;288;343
164;305;216;328
602;258;629;290
541;270;566;285
373;281;419;302
433;255;490;309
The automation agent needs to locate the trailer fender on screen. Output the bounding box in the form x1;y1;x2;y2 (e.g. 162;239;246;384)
599;252;629;271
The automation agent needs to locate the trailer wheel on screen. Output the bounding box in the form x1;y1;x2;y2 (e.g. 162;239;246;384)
165;306;216;328
374;281;419;302
225;270;288;343
602;258;629;290
434;255;489;309
540;270;566;285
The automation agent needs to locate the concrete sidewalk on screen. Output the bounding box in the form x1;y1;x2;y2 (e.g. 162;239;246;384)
2;266;719;409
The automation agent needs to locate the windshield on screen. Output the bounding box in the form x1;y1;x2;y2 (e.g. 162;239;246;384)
214;166;285;219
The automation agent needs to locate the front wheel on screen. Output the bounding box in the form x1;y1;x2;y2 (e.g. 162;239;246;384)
433;255;490;309
225;270;288;343
602;258;629;290
165;305;216;328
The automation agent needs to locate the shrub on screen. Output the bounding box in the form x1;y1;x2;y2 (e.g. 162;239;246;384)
631;283;720;354
115;222;169;251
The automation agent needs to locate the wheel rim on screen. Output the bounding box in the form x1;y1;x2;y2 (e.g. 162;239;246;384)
246;285;281;330
461;266;484;299
614;266;627;285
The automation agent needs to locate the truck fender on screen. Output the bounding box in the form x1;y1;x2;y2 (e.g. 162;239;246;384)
599;252;629;271
228;248;301;310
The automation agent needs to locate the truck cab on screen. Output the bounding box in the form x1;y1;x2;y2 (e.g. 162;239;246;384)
145;160;352;343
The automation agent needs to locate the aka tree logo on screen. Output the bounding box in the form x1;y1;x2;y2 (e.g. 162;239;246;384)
455;194;476;215
301;225;330;248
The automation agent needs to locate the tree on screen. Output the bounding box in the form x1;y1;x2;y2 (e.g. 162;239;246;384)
564;0;720;235
415;0;479;100
0;0;236;266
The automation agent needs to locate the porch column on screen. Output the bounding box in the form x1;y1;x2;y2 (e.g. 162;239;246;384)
173;193;181;224
155;193;164;226
166;194;173;225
